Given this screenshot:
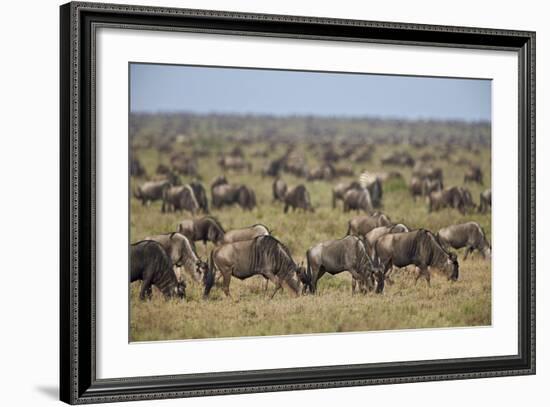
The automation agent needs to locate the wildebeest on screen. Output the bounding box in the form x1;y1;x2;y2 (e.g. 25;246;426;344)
381;151;415;167
359;172;383;208
409;176;443;200
343;188;373;213
464;165;483;184
412;164;443;182
437;222;491;260
130;240;186;300
364;224;409;257
170;153;199;177
307;163;335;181
130;158;146;177
347;213;392;237
332;181;361;208
284;184;314;213
272;178;288;202
222;224;270;244
478;189;491;213
144;232;211;286
134;180;170;206
161;185;199;214
189;181;209;213
177;216;226;247
209;235;309;299
375;229;459;288
211;176;256;210
427;186;471;214
306;235;385;294
218;155;252;172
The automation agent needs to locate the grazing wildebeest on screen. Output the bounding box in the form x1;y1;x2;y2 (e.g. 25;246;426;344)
410;176;443;200
177;216;225;247
306;235;385;294
189;181;209;213
171;154;199;177
218;155;252;172
364;224;409;257
272;178;288;202
134;180;170;206
161;185;199;214
427;186;469;214
307;163;335;181
209;235;309;299
464;165;483;184
145;233;211;285
222;224;270;244
333;164;355;177
211;176;256;210
130;240;186;300
284;184;314;213
478;189;491;213
375;229;459;289
347;213;392;237
381;151;415;167
332;181;362;208
343;188;373;213
437;222;491;260
412;164;443;182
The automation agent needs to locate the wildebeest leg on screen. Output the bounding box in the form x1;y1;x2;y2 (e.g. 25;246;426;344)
464;246;474;260
283;204;289;213
351;277;357;295
221;270;233;299
139;276;153;301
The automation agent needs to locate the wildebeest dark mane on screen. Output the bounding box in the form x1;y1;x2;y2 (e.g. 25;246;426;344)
249;236;300;292
201;216;225;233
417;229;453;267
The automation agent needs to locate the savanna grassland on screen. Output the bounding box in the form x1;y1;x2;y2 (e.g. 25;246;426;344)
130;114;491;341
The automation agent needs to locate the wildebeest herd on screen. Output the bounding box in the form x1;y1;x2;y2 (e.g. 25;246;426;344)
129;113;491;340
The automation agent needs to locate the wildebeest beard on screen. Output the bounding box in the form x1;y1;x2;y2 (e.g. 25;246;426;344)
250;236;301;294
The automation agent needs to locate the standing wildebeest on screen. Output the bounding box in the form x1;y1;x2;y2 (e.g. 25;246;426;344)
189;181;209;213
347;213;392;237
332;181;361;208
307;163;335;181
177;216;226;247
222;224;270;244
209;235;309;299
364;224;409;257
170;154;199;177
161;185;199;214
144;233;211;285
272;178;288;202
428;186;470;214
284;184;314;213
343;188;373;213
306;235;385;294
375;229;459;288
412;164;443;182
464;165;483;184
478;189;492;213
211;176;256;210
130;240;186;300
134;180;170;206
359;172;383;208
437;222;491;260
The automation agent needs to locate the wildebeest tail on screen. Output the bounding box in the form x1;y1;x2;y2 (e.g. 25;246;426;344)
203;254;215;298
305;249;314;293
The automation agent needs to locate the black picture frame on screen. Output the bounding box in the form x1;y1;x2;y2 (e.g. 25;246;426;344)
60;2;536;404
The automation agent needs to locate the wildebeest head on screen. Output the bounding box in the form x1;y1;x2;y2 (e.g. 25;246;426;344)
207;222;225;245
444;252;459;281
174;280;186;299
295;261;312;294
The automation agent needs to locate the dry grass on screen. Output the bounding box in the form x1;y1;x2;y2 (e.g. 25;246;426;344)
130;140;491;341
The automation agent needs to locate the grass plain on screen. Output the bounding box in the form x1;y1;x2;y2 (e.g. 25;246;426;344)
130;117;491;341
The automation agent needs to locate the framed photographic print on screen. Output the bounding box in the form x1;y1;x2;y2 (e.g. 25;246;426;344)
60;1;536;404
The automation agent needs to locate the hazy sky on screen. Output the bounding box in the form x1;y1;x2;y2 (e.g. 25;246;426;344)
130;63;491;122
